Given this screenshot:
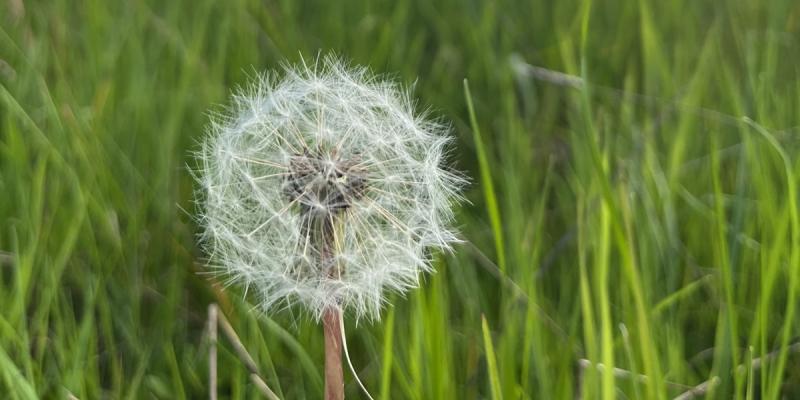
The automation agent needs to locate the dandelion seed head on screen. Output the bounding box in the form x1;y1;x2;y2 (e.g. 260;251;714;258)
196;56;464;320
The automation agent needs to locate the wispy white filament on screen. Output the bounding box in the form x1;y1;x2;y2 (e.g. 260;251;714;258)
197;56;463;320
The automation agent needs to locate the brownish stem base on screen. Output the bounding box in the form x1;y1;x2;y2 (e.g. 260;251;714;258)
323;307;344;400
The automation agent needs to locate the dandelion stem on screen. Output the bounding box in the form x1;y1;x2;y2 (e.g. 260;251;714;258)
321;215;344;400
323;306;344;400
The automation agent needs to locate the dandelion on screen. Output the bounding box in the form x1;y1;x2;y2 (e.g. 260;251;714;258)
196;56;463;399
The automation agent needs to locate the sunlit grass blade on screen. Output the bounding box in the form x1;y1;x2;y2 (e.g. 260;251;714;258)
464;79;506;272
482;315;503;400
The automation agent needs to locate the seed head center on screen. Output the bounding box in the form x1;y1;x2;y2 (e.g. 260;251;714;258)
284;149;367;216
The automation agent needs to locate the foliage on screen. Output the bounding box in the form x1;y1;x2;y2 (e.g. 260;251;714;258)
1;0;800;398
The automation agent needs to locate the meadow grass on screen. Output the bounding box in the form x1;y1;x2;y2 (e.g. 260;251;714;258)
2;0;800;398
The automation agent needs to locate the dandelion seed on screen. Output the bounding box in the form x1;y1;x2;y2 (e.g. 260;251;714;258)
195;55;464;399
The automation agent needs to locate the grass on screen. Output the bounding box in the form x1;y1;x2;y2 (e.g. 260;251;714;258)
2;0;800;398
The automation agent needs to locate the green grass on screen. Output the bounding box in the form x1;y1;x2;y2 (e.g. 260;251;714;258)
2;0;800;398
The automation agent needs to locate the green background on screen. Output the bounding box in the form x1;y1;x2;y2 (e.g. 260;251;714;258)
2;0;800;398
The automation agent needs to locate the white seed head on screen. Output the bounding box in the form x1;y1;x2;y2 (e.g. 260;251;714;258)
196;56;464;320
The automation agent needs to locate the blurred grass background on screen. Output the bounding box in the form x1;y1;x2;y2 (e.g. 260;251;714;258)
2;0;800;398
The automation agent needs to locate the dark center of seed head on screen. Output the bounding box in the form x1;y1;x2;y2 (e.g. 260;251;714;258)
284;149;367;216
